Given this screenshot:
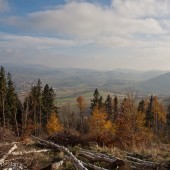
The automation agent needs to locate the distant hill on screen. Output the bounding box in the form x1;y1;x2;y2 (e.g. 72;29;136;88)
139;72;170;95
1;63;169;95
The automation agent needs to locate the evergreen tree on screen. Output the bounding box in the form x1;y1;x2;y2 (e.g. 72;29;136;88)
145;95;154;128
0;66;7;128
90;88;103;111
166;105;170;138
6;73;19;135
42;84;56;124
113;95;119;121
105;94;113;119
138;99;145;112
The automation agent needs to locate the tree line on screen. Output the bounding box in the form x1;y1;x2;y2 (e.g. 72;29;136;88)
0;66;170;147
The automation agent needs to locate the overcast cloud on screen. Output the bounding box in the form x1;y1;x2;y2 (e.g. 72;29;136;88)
0;0;170;70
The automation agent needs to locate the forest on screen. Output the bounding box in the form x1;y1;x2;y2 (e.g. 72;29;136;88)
0;66;170;170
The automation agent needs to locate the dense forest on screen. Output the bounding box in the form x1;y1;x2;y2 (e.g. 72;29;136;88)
0;66;170;169
0;66;170;144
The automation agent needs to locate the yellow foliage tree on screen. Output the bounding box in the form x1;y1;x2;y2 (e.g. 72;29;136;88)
46;112;63;135
88;107;115;145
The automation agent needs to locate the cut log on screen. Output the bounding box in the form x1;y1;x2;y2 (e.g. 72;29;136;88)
31;135;88;170
82;162;108;170
0;144;17;165
79;150;125;168
126;156;161;169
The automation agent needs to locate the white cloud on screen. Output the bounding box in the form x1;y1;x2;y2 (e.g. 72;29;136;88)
0;0;9;12
3;1;166;39
1;0;170;70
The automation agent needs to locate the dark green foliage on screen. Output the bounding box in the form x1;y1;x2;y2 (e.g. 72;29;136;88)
0;66;7;127
145;95;154;128
138;99;145;112
6;73;17;124
113;95;119;121
166;105;170;138
42;84;56;124
105;94;113;119
90;88;103;111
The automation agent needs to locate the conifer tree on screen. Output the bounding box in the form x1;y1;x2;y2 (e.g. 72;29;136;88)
77;96;86;133
6;73;19;135
145;95;154;128
0;66;7;128
90;88;103;111
113;95;119;121
166;105;170;138
105;94;113;119
42;84;56;124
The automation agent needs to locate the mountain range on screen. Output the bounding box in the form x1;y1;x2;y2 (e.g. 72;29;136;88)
1;63;170;96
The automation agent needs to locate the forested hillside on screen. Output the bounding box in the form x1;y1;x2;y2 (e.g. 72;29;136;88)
0;66;170;169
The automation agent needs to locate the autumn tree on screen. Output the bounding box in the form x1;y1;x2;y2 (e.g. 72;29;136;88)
115;93;151;147
46;112;63;135
88;107;115;145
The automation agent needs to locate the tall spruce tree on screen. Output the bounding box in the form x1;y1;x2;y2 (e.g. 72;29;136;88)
6;73;19;135
42;84;56;124
113;95;119;121
90;88;103;111
166;105;170;138
138;99;145;113
0;66;7;128
105;94;113;119
145;95;154;128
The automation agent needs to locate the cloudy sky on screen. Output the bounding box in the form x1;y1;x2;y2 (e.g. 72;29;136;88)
1;0;170;70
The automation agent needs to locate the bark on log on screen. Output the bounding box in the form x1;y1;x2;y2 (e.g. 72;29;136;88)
79;150;125;167
126;156;160;169
31;135;88;170
0;144;17;165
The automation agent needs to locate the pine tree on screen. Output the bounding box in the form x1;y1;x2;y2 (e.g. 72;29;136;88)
145;95;154;128
77;96;86;133
42;84;56;124
138;99;145;113
166;105;170;138
6;73;19;135
0;66;7;128
105;94;113;119
90;88;103;111
113;96;119;121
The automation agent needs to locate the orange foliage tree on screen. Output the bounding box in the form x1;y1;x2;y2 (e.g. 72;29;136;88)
46;112;63;135
88;107;115;145
115;94;153;148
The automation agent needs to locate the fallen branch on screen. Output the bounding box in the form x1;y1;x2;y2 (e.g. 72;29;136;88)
0;144;17;165
31;135;88;170
11;149;51;155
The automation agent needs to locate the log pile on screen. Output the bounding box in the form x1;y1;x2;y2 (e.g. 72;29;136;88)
32;135;125;170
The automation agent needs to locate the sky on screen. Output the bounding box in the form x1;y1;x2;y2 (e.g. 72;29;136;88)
1;0;170;70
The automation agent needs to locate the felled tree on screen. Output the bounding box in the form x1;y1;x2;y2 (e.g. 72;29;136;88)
88;107;115;145
46;112;63;135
